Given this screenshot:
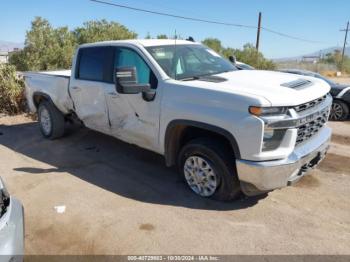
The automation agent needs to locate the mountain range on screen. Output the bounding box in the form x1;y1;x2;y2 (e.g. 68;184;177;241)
0;40;24;52
274;46;350;62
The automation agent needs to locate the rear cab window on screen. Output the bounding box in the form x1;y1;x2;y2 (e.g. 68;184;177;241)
76;46;114;82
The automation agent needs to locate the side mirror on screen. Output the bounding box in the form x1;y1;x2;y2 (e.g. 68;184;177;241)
115;67;151;94
229;55;236;65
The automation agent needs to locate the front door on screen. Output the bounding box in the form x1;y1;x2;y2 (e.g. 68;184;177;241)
105;47;161;151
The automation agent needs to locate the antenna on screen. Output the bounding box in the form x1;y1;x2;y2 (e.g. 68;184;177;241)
174;29;177;80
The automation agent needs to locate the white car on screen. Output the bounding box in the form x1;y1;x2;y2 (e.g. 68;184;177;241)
0;177;24;262
24;39;332;200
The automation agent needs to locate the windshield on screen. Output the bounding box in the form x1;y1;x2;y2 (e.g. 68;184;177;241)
146;44;237;80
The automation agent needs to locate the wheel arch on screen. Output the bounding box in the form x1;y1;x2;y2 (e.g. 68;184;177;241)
32;91;53;109
164;120;241;167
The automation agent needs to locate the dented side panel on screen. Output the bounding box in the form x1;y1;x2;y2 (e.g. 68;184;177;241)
104;83;163;152
24;72;73;114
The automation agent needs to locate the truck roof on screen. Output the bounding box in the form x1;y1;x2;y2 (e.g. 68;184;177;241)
79;39;199;48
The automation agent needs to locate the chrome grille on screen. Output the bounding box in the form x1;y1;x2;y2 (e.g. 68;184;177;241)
296;108;329;145
294;95;327;113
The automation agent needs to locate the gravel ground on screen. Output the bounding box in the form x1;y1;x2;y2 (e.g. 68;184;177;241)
0;115;349;255
330;77;350;85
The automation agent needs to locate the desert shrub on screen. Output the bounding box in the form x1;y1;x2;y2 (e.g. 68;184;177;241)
202;38;276;70
9;17;137;72
343;58;350;74
0;64;26;114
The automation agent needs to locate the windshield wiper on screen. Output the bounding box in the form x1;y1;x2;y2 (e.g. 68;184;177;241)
179;76;200;81
179;70;235;81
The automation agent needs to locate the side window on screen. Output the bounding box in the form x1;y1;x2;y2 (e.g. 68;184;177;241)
76;47;113;82
115;48;157;88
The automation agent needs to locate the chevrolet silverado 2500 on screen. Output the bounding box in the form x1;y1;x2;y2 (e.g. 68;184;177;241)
24;39;332;200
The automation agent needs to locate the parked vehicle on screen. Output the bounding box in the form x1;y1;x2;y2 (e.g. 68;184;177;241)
0;177;24;262
228;55;255;70
24;40;332;200
235;61;255;70
280;69;350;121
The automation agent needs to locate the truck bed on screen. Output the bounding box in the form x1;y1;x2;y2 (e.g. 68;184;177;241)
24;70;74;114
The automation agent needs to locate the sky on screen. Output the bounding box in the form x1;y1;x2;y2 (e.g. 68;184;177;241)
0;0;349;58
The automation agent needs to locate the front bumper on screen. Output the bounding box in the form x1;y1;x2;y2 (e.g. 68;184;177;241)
0;197;24;262
236;126;331;196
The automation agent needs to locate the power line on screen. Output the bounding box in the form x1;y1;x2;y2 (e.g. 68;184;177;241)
90;0;327;44
90;0;256;29
261;27;324;44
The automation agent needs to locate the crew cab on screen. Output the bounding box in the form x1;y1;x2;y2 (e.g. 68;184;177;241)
24;39;332;200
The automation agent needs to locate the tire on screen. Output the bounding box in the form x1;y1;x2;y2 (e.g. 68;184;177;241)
178;138;241;201
38;101;65;139
330;100;349;121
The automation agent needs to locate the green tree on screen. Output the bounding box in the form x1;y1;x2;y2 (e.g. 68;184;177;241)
8;51;27;72
202;38;275;70
74;19;137;44
9;17;77;71
9;17;137;71
320;50;350;72
201;38;223;53
157;34;168;39
221;47;236;59
343;58;350;73
232;43;276;70
145;32;152;39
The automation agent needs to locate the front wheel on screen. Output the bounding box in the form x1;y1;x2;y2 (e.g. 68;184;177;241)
329;100;349;121
38;101;65;139
178;138;241;201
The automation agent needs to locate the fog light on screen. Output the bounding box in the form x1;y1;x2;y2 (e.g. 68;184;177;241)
263;129;274;140
262;129;286;151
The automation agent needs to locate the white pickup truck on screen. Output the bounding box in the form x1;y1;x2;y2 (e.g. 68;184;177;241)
24;39;332;200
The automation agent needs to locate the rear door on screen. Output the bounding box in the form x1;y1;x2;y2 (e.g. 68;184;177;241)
70;46;114;134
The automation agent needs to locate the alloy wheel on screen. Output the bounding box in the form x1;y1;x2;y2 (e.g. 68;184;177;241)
183;156;218;197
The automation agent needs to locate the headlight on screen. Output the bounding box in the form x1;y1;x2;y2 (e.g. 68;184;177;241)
262;129;286;151
249;106;288;116
0;177;10;218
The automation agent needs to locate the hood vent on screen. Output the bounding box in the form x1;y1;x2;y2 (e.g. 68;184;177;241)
281;79;312;89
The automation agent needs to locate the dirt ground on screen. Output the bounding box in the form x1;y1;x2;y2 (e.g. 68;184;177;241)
330;77;350;85
0;115;349;255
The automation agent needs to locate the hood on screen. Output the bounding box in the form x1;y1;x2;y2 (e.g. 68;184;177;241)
180;70;331;107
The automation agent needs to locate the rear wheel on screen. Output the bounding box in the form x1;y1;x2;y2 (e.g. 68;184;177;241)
330;100;349;121
38;101;65;139
178;138;241;201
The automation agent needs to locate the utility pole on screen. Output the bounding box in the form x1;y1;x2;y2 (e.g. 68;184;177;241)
340;21;349;71
256;12;262;51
